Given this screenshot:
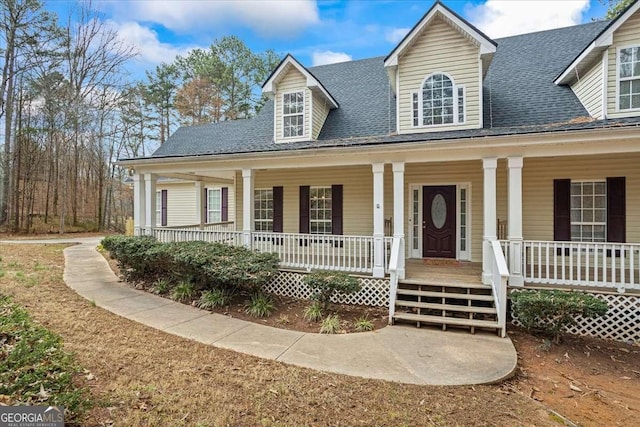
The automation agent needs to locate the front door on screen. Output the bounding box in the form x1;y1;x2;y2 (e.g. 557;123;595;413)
422;185;456;258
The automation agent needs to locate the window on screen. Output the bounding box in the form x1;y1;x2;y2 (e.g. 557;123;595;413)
619;47;640;110
570;181;606;242
310;187;332;234
207;188;222;223
254;189;273;232
283;91;304;138
412;73;465;127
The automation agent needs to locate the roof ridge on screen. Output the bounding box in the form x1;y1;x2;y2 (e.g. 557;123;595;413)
494;20;609;41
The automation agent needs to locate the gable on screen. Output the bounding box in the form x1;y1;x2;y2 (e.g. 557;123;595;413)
397;16;482;133
607;7;640;117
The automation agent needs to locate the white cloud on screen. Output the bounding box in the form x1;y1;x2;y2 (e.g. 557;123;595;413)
385;27;410;44
112;21;193;65
312;50;352;66
466;0;590;39
109;0;319;38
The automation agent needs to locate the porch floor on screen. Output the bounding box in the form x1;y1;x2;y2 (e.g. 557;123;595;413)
405;259;484;286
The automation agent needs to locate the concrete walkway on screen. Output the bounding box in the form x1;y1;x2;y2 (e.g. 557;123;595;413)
1;237;517;386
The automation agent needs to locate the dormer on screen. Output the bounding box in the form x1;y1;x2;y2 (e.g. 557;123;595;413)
384;1;496;134
263;54;339;143
556;0;640;120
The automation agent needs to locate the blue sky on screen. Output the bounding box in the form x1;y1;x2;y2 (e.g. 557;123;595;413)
46;0;611;79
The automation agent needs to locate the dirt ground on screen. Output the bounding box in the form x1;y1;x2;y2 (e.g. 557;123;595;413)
0;243;638;426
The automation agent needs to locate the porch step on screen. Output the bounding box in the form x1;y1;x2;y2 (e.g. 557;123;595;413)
399;279;488;289
393;312;499;329
395;300;497;314
396;288;494;301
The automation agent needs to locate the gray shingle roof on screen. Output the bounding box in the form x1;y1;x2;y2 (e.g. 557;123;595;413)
150;20;636;159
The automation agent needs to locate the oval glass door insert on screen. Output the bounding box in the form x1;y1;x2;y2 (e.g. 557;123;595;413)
431;194;447;229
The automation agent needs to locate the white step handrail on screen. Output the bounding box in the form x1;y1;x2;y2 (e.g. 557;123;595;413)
387;237;403;324
489;240;509;338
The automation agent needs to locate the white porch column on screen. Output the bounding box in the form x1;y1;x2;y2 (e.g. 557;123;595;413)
242;169;254;248
372;163;385;278
195;181;205;229
392;162;405;279
482;158;498;284
144;173;157;235
133;173;146;236
508;156;524;286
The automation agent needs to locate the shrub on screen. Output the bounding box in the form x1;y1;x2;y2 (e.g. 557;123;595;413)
303;301;324;322
101;235;163;281
101;236;280;292
151;278;173;295
303;271;361;310
171;282;197;303
353;316;374;332
511;290;608;343
198;289;231;310
320;315;341;334
245;293;275;318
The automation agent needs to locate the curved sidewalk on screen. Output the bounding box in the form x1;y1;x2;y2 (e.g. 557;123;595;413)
2;237;517;386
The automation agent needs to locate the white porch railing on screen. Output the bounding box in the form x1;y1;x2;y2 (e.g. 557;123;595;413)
153;228;244;246
520;241;640;292
151;227;392;276
489;240;509;338
387;237;403;324
162;221;236;232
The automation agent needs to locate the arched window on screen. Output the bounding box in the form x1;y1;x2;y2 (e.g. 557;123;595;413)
412;73;465;127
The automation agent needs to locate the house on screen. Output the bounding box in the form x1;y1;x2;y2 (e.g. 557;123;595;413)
119;1;640;342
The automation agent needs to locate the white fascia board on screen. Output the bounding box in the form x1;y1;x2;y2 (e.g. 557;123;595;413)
262;55;338;109
384;4;496;68
555;0;640;85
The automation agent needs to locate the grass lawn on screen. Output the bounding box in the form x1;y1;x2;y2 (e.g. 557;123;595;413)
1;243;637;426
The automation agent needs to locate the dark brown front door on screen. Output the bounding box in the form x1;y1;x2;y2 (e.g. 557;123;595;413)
423;185;456;258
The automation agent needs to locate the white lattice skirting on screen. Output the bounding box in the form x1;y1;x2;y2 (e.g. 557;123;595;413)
264;271;390;307
510;289;639;344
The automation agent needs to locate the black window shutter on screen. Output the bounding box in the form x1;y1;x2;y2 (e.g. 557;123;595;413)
299;186;310;234
161;189;168;226
607;177;625;243
273;186;283;232
553;179;571;241
221;187;229;222
332;184;343;235
204;187;208;223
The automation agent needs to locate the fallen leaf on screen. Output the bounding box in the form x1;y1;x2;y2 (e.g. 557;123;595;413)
569;384;582;392
37;384;50;400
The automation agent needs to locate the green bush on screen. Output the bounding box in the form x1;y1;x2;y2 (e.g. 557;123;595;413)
303;301;324;322
171;282;197;303
101;236;280;292
101;235;163;281
198;289;231;310
511;290;608;343
244;293;275;318
303;270;361;310
320;315;341;334
353;316;374;332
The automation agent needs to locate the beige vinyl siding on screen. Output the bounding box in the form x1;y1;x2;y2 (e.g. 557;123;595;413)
158;183;197;226
157;180;236;227
311;91;330;139
405;161;483;262
607;9;640;118
516;153;640;243
237;166;374;236
275;68;310;142
571;60;603;118
397;16;481;133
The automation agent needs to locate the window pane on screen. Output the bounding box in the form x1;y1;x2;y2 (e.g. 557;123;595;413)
621;63;632;78
621;80;631;95
620;95;631;110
